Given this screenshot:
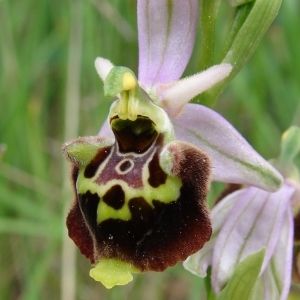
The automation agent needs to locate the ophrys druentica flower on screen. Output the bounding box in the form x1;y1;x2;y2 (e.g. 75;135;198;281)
62;0;282;289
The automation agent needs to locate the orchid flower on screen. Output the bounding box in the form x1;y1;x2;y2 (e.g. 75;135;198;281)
62;0;282;289
184;127;300;299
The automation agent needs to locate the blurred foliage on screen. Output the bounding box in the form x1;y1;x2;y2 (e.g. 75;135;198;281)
0;0;299;299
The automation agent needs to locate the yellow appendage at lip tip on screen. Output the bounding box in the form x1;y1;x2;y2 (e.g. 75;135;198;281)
89;258;140;289
122;72;136;91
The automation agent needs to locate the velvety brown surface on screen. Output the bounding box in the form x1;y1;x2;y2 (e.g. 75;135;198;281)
67;200;95;264
148;152;167;188
66;141;212;272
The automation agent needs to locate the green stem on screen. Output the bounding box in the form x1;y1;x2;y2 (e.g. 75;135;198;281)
197;3;252;107
198;0;221;72
197;0;282;107
204;267;217;300
219;5;251;62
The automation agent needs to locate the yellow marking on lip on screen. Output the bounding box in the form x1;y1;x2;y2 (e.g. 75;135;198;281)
76;143;182;224
94;176;181;223
90;258;140;289
77;169;182;223
97;196;131;222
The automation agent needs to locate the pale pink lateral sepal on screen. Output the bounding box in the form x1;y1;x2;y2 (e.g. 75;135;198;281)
173;104;283;191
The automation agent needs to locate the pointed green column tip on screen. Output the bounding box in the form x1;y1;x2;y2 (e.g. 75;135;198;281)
89;258;141;289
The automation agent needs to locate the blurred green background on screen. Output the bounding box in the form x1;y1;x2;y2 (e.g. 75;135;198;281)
0;0;299;299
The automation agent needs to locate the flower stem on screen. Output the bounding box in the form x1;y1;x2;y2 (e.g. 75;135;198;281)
198;0;221;71
196;0;282;107
195;0;221;107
